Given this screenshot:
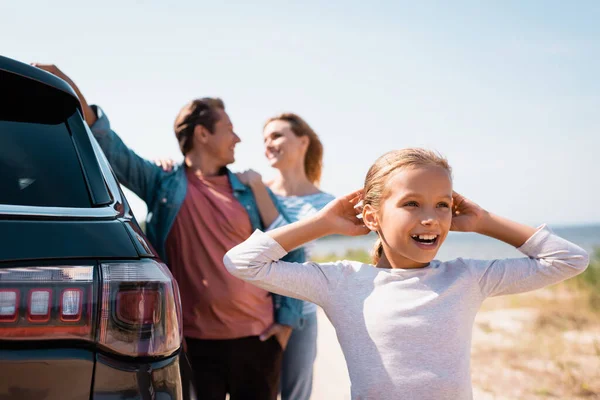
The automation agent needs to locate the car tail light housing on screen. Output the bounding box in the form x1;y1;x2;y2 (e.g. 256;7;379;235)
0;266;94;339
99;260;182;357
0;260;182;358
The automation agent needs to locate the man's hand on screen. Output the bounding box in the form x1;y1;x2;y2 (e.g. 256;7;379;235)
259;323;293;350
31;64;71;84
31;63;97;126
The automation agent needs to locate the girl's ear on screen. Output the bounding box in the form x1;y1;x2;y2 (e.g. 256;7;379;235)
362;204;379;232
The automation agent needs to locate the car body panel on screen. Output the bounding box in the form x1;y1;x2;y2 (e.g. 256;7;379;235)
0;348;94;400
0;55;192;399
0;220;139;262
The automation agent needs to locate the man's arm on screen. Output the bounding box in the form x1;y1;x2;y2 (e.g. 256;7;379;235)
31;64;97;125
33;64;165;204
89;105;165;203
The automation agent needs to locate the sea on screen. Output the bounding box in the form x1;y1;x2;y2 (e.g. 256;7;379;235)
312;224;600;262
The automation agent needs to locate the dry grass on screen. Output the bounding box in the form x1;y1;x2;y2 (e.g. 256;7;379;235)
472;279;600;400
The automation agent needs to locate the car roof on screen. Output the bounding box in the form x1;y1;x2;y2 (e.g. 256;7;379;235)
0;55;81;113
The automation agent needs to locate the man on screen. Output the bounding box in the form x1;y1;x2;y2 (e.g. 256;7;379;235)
34;64;304;400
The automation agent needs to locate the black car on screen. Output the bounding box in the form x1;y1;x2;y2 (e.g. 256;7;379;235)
0;56;195;399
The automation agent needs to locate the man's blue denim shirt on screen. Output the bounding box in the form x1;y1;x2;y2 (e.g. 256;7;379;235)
90;105;305;328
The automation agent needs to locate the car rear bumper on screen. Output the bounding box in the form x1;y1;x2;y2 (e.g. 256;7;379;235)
93;352;187;399
0;348;193;400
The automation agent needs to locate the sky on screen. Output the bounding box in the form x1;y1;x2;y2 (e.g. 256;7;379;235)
2;1;599;226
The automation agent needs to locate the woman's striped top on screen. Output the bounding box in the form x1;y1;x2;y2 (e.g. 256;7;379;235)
268;191;336;315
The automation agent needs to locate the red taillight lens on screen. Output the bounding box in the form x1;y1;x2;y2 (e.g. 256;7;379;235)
116;289;160;325
99;260;182;357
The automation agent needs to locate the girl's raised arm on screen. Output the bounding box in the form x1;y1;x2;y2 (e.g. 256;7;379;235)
223;190;369;307
451;192;589;297
224;230;345;308
466;224;589;297
268;190;368;251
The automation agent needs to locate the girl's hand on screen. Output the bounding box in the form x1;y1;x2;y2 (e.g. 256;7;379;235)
450;191;486;232
266;189;369;251
316;190;370;236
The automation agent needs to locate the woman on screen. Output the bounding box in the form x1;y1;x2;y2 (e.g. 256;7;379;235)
236;113;334;400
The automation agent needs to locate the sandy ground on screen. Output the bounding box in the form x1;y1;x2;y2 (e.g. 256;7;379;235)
310;304;600;400
312;308;351;399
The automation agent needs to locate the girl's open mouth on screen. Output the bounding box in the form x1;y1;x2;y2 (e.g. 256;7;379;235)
411;234;439;247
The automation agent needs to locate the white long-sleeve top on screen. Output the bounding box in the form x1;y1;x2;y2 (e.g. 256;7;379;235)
267;191;335;315
223;226;589;400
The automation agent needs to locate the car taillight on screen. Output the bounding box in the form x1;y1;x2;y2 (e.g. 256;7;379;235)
0;260;182;358
0;266;94;339
60;288;83;322
28;289;52;322
116;289;161;325
99;260;182;357
0;289;19;322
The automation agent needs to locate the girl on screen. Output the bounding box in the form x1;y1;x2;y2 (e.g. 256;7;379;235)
236;113;335;400
223;148;589;400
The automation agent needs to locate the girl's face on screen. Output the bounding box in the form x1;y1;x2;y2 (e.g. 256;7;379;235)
263;120;308;170
368;165;453;268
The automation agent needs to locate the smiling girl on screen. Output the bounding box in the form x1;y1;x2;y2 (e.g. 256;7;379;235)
224;148;589;400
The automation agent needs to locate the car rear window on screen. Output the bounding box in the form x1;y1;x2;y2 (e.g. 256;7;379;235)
0;71;92;208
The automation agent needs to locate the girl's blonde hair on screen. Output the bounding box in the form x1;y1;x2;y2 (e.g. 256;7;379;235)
363;148;452;264
264;113;324;186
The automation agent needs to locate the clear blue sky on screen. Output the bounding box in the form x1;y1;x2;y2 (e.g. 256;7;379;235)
3;1;599;225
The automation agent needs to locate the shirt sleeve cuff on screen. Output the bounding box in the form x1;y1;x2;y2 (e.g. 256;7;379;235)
275;308;303;328
249;229;289;261
90;105;112;136
517;224;553;257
